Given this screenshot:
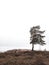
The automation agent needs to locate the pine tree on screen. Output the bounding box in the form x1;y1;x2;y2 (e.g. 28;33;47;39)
30;25;45;51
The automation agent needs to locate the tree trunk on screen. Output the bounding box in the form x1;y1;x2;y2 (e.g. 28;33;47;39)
32;44;34;51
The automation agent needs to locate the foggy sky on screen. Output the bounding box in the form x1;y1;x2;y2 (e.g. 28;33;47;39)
0;0;49;51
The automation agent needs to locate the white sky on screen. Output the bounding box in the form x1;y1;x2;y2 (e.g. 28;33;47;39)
0;0;49;51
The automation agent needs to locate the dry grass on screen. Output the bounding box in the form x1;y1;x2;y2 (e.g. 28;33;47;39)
0;49;49;65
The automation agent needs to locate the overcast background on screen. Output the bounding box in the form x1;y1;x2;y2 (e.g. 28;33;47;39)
0;0;49;52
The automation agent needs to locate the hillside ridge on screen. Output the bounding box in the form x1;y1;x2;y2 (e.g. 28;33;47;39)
0;49;49;65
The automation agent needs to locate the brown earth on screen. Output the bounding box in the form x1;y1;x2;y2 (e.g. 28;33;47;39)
0;49;49;65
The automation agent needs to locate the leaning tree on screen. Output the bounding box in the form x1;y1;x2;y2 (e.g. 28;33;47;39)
30;25;45;51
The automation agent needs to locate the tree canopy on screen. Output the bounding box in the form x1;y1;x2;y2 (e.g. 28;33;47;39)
30;25;45;51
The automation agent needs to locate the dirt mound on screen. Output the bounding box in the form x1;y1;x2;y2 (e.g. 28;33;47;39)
33;59;46;65
0;49;49;65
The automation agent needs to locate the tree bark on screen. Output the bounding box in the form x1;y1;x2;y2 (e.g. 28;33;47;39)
32;44;34;51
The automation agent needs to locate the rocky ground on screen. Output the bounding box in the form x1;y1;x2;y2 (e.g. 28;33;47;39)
0;49;49;65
